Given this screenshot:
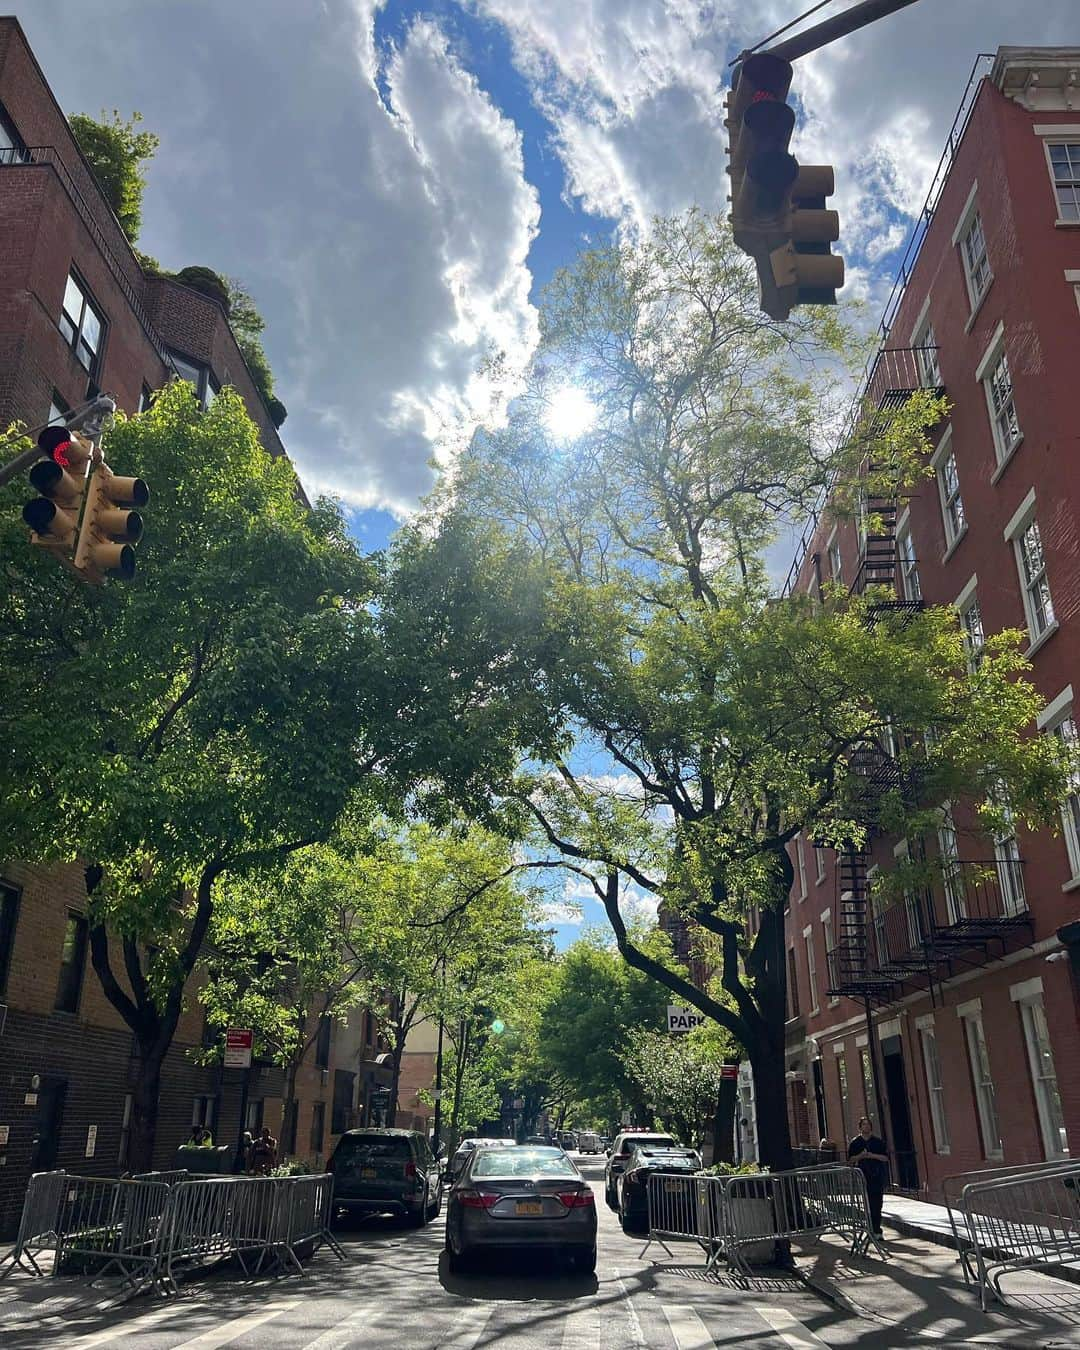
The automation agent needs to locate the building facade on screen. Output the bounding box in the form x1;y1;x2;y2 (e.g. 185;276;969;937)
0;16;363;1234
781;47;1080;1199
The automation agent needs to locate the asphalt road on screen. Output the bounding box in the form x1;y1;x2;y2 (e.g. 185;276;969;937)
0;1155;933;1349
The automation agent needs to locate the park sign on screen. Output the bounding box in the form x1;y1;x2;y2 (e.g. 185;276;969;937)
224;1027;253;1069
667;1005;707;1034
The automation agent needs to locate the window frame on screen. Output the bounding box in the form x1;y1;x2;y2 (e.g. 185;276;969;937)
310;1100;326;1154
58;269;106;377
803;925;819;1016
1011;985;1068;1160
959;1003;1002;1159
916;1016;951;1154
912;309;942;389
54;910;89;1014
1036;687;1080;882
835;1048;851;1142
897;521;921;602
787;946;801;1020
167;350;218;411
827;534;842;584
1043;138;1080;225
796;836;807;900
937;803;966;925
822;908;838;1007
931;428;965;552
957;579;985;672
814;845;827;885
953;188;992;312
0;100;28;163
1003;490;1056;649
859;1044;875;1122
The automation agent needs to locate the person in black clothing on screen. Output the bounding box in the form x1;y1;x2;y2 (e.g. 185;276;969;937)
847;1116;889;1235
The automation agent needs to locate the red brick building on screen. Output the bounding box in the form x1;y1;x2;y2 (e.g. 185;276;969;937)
779;46;1080;1198
0;16;368;1234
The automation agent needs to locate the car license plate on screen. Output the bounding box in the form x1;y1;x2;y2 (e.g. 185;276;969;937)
361;1168;377;1178
664;1180;681;1192
516;1201;543;1215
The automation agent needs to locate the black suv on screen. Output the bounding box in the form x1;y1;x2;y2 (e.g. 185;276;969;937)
328;1128;443;1226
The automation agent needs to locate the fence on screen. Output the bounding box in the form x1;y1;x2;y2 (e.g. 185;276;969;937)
0;1170;342;1299
644;1165;884;1284
943;1160;1080;1309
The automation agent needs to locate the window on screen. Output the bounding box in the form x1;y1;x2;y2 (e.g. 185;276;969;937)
959;595;985;671
828;538;842;583
0;881;19;998
796;837;807;899
246;1098;264;1133
168;351;218;411
960;209;992;309
118;1093;133;1168
804;928;819;1015
822;911;837;1004
1014;991;1068;1159
898;525;920;601
859;1046;875;1121
991;789;1026;917
985;349;1021;464
332;1069;356;1135
918;1020;950;1153
1015;519;1054;642
915;321;942;388
138;384;155;413
936;448;965;547
938;805;965;925
310;1100;326;1154
0;102;27;163
960;1005;1002;1158
315;1014;332;1069
836;1052;851;1142
54;910;88;1013
814;846;827;884
59;271;105;375
787;947;801;1019
1053;715;1080;879
1048;141;1080;222
48;391;70;430
281;1100;299;1156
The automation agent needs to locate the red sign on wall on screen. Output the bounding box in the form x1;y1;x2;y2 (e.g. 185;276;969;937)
224;1028;253;1069
720;1064;740;1081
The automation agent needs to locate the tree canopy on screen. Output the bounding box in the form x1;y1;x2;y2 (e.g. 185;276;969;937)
70;109;158;243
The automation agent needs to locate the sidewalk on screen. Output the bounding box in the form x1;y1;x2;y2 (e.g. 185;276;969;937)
800;1203;1080;1348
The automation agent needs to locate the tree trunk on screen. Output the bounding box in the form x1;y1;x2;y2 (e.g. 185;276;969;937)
711;1069;738;1165
386;1035;404;1127
130;1048;165;1173
747;1037;792;1173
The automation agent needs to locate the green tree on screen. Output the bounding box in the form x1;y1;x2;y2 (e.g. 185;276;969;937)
69;110;158;242
0;382;378;1166
620;1026;732;1149
379;210;1069;1170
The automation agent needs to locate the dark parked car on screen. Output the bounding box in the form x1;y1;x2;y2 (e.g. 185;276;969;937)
603;1131;678;1207
445;1145;597;1274
616;1145;701;1232
327;1128;442;1226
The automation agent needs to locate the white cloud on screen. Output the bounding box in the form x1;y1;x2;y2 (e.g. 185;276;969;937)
540;898;585;925
620;880;660;925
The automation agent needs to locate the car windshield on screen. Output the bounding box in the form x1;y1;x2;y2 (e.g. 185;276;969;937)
636;1150;698;1166
621;1135;675;1151
471;1147;577;1178
335;1135;411;1159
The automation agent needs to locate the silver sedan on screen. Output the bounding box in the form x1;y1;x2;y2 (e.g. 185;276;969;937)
444;1145;597;1274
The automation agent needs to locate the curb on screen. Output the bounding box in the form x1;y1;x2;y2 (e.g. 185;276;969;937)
883;1212;1080;1290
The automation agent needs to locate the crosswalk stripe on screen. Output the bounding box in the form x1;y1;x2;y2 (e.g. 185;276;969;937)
56;1300;216;1348
434;1302;495;1350
662;1305;714;1350
171;1299;302;1348
753;1306;829;1349
301;1305;394;1350
612;1269;647;1350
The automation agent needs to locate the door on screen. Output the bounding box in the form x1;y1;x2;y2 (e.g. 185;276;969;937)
880;1036;918;1190
30;1078;67;1173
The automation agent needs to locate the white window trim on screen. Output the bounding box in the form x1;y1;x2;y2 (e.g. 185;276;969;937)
915;1012;936;1032
855;1033;868;1049
975;323;1023;478
974;320;1007;383
954;573;979;612
1011;987;1068;1159
918;1021;952;1154
1002;486;1037;542
950;179;981;246
956;996;982;1019
796;836;808;900
951;181;993;317
908;294;932;347
959;1007;1003;1160
1003;491;1057;651
930;424;967;556
820;907;832;923
1036;685;1074;732
1036;693;1080;883
1009;976;1044;1003
832;1041;845;1056
803;924;819;1015
1035;130;1080;226
877;1016;901;1041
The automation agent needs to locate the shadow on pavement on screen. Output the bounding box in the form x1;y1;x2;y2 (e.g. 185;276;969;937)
436;1248;599;1299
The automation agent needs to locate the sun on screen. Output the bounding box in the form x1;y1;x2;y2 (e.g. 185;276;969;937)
543;385;597;443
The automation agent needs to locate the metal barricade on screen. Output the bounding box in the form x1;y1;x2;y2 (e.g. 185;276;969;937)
956;1164;1080;1310
276;1175;344;1271
53;1176;171;1293
130;1170;189;1186
645;1167;882;1284
0;1170;67;1278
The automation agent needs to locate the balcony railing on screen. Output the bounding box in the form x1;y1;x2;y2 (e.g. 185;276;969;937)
827;858;1030;1002
865;345;943;409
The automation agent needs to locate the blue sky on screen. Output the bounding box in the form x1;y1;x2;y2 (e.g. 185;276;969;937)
15;0;1080;945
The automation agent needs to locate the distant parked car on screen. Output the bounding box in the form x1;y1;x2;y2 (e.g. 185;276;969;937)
577;1132;602;1154
327;1128;442;1226
445;1145;596;1274
603;1131;678;1208
447;1137;515;1181
616;1144;701;1232
557;1130;578;1152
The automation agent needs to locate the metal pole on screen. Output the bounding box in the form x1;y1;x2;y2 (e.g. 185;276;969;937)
234;1064;251;1173
432;954;446;1154
763;0;923;63
0;395;115;488
864;998;889;1146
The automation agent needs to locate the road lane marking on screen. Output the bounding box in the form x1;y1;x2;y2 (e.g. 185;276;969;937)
612;1268;647;1350
292;1305;394;1350
662;1305;714;1350
55;1300;217;1348
170;1299;302;1348
435;1302;495;1350
753;1306;829;1349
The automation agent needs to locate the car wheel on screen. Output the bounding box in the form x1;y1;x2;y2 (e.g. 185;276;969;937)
426;1187;441;1220
405;1198;428;1228
605;1182;617;1209
567;1244;597;1274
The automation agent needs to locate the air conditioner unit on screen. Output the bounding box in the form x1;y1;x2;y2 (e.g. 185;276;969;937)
0;1004;7;1035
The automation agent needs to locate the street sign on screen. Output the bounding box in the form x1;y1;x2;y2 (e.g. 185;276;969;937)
224;1027;253;1069
720;1064;740;1081
667;1005;707;1033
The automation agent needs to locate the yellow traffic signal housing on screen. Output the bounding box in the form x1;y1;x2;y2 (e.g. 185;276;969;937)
726;54;844;320
22;427;93;556
74;462;149;581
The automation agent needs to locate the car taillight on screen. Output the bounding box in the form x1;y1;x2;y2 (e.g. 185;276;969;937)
404;1162;417;1179
458;1190;499;1209
558;1189;595;1208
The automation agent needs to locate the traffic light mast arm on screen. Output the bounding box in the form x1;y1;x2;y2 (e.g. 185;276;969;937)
0;395;115;489
739;0;923;65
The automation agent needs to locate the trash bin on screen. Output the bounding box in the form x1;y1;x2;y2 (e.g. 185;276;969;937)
174;1144;233;1174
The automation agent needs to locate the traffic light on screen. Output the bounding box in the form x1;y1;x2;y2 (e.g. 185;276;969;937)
725;52;844;320
22;425;92;557
74;462;149;581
